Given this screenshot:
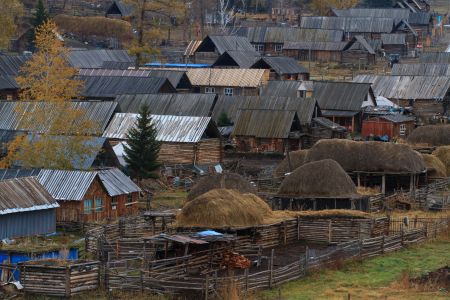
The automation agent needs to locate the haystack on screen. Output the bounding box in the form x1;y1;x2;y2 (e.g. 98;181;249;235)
407;125;450;146
422;154;447;178
273;149;308;177
277;159;359;198
433;146;450;176
187;173;256;201
177;189;281;228
305;139;425;173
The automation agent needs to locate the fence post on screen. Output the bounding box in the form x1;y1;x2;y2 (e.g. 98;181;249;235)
297;216;300;240
244;268;249;295
204;274;209;300
140;270;144;293
328;220;332;243
304;246;309;275
400;224;404;246
434;220;438;239
268;249;274;289
381;236;385;254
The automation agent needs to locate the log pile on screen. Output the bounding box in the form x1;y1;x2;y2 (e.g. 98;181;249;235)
221;251;251;269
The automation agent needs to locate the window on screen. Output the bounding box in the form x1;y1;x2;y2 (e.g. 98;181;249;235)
275;44;283;52
205;87;215;94
399;124;406;136
111;197;118;210
6;95;13;101
95;198;103;212
224;88;233;96
84;199;93;214
126;194;133;206
254;44;264;53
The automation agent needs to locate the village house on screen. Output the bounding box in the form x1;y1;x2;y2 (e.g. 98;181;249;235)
0;177;59;239
283;41;347;63
353;75;450;119
0;168;141;223
250;56;310;80
381;34;409;56
103;114;223;166
311;81;376;132
0;76;19;101
408;12;433;42
186;68;269;96
361;115;416;139
341;36;378;65
212;50;260;69
105;0;134;20
260;81;304;98
0;54;30;100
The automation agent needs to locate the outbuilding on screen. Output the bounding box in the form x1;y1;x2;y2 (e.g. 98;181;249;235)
362;115;415;139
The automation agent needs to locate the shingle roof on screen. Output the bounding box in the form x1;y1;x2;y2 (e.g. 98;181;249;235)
353;75;450;100
103;113;215;142
232;109;298;138
0;177;58;215
0;55;29;76
68;50;134;69
251;56;308;75
314;81;372;112
235;27;345;43
186;68;267;87
115;93;216;116
300;17;395;33
391;63;450;76
79;75;175;98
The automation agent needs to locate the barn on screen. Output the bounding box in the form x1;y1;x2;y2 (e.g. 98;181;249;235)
361;115;415;139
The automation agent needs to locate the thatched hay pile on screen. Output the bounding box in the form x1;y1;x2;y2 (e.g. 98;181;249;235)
433;146;450;176
305;139;425;173
422;154;447;178
177;189;283;228
407;125;450;146
187;173;256;201
277;159;359;198
273;149;309;177
290;209;370;219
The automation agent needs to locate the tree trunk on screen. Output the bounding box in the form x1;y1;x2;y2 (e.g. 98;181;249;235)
136;0;147;69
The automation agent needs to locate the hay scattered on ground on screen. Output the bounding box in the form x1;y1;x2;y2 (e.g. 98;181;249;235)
273;149;309;177
278;159;359;198
285;209;371;219
407;125;450;146
305;139;425;173
422;154;447;178
187;173;256;201
432;146;450;177
356;186;382;196
178;189;283;228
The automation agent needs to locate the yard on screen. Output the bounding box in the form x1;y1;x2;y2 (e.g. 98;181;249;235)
258;239;450;300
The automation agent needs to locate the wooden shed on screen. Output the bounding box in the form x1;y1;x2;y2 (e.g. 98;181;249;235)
381;34;408;56
192;35;256;64
104;114;223;166
283;41;346;63
342;36;377;65
362;115;415;139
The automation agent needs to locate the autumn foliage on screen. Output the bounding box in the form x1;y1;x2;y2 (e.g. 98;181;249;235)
0;0;24;49
311;0;359;15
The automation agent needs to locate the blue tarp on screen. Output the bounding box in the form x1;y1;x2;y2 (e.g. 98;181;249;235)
196;230;223;236
144;62;211;68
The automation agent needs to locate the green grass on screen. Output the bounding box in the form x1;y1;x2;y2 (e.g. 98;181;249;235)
258;240;450;300
150;190;187;209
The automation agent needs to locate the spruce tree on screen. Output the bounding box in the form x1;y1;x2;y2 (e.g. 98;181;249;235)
217;111;232;126
28;0;49;50
124;104;161;181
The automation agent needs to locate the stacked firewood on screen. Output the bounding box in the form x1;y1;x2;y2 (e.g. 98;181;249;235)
221;251;251;269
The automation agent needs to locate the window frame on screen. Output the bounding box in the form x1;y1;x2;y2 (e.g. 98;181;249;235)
95;197;103;212
84;199;93;214
399;123;407;136
224;87;234;96
126;193;133;207
275;44;283;52
205;87;216;94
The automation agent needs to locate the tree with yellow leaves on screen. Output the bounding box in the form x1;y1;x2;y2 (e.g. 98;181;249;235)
311;0;359;15
0;0;24;50
0;21;100;170
124;0;185;67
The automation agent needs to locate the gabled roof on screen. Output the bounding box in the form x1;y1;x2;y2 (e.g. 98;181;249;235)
391;63;450;76
232;109;298;138
0;55;29;76
68;50;134;69
313;81;372;112
0;177;58;215
186;68;267;87
344;36;376;55
79;75;176;98
195;35;256;54
115;93;216;116
381;34;406;45
213;51;260;68
300;16;395;33
0;101;117;134
106;0;134;17
250;56;308;75
103;113;216;142
235;27;345;43
353;75;450;100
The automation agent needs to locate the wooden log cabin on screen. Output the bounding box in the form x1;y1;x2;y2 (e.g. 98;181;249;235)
103;113;223;166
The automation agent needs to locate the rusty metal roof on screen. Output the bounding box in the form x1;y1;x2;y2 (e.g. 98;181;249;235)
0;177;59;215
187;68;267;87
103;113;214;143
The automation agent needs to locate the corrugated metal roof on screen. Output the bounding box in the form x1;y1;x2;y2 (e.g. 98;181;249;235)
195;35;256;54
0;55;29;76
419;52;450;63
391;63;450;76
332;8;410;20
284;41;347;51
79;75;175;98
68;49;134;69
381;33;406;45
0;169;40;180
97;168;141;196
353;75;450;100
235;27;345;43
0;101;117;134
213;51;260;68
260;81;302;97
0;75;19;90
314;81;372;111
232;109;297;138
187;68;267;87
103;113;213;142
251;57;308;75
184;40;202;57
0;177;58;215
300;17;395;33
115;93;216;116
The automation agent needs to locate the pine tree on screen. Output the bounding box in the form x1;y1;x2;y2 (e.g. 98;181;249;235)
124;104;161;180
217;111;232;126
29;0;49;50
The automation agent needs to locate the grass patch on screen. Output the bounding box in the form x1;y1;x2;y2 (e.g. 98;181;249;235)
258;239;450;300
150;190;187;209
